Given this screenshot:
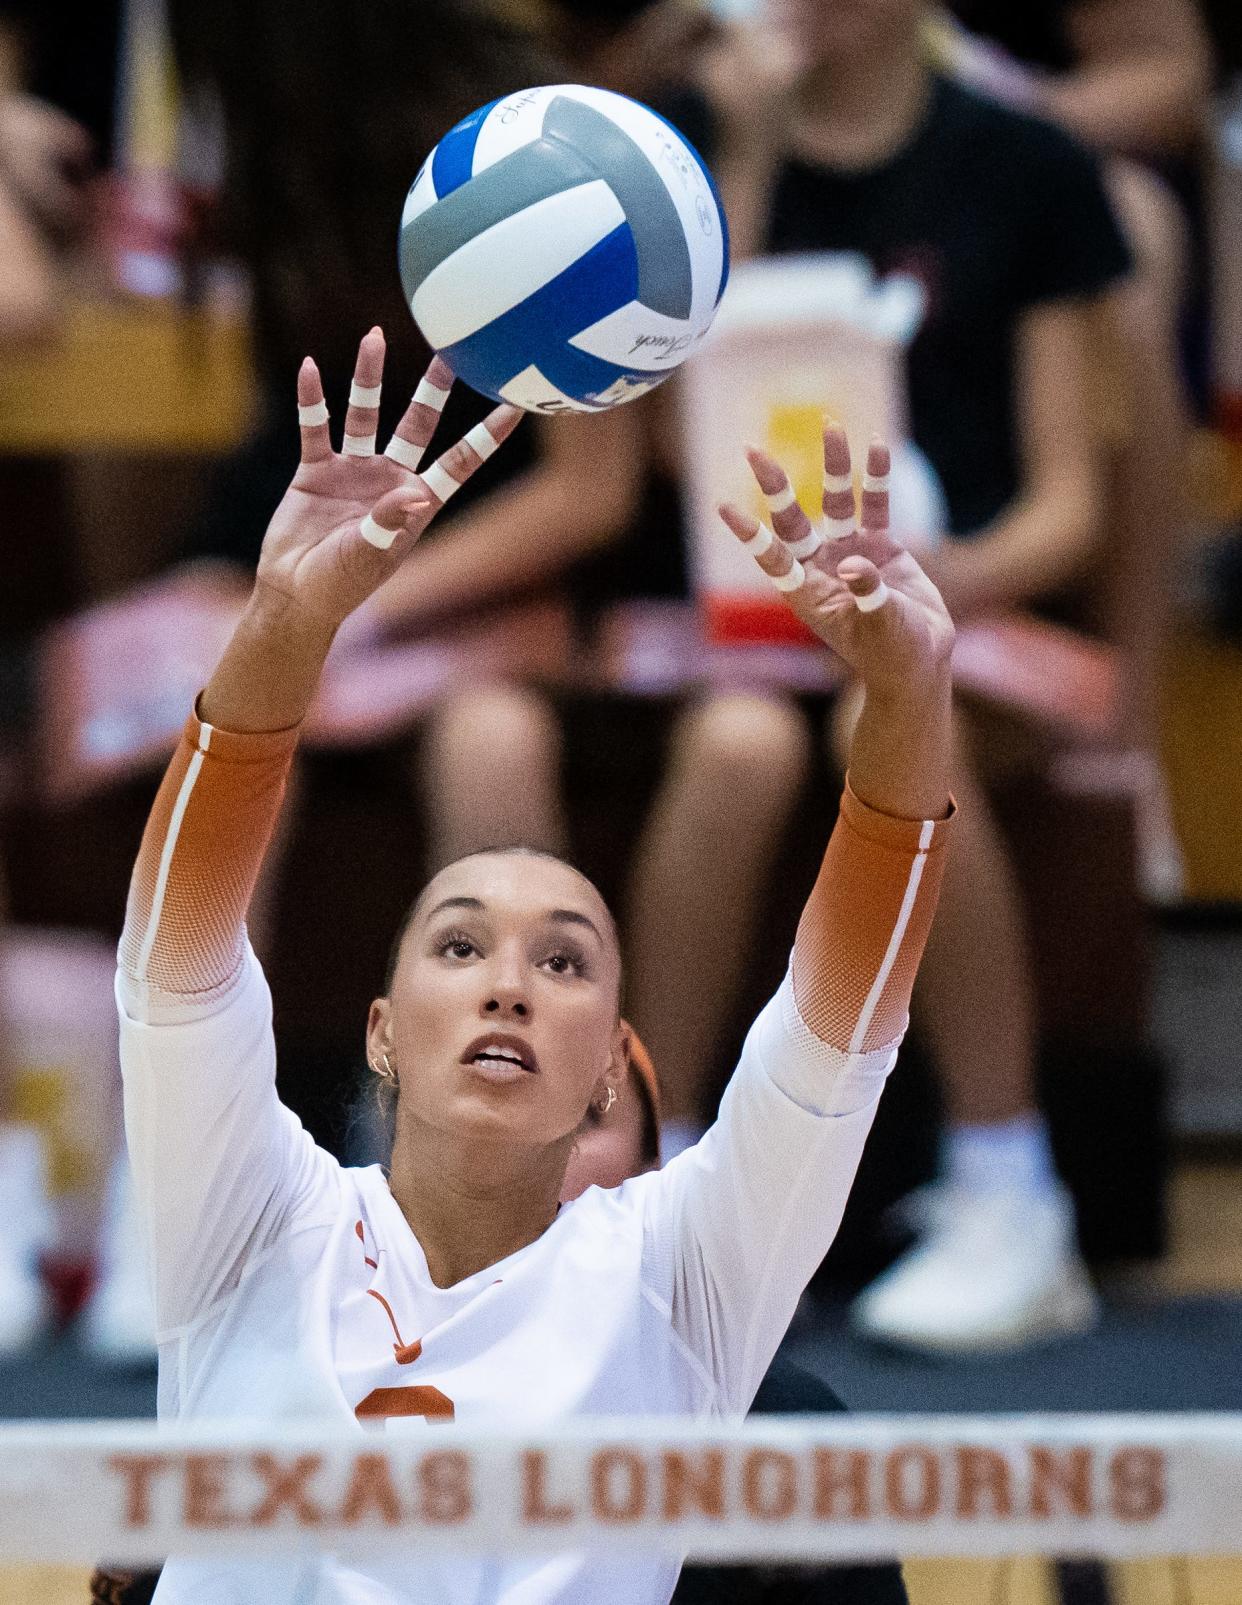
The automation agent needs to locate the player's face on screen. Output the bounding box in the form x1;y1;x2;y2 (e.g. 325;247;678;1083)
560;1073;652;1202
771;0;926;64
381;853;627;1152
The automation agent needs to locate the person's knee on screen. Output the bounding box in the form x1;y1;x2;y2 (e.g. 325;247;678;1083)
678;692;809;803
424;684;561;787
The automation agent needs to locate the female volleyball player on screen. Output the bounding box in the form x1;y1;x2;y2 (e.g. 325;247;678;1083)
117;327;953;1603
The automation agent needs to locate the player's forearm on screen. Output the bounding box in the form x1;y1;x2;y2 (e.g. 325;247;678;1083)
1042;58;1208;155
935;475;1101;617
367;466;634;636
849;666;953;825
118;708;297;1004
200;583;337;734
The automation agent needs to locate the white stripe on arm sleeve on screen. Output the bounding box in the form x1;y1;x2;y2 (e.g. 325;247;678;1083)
768;779;952;1115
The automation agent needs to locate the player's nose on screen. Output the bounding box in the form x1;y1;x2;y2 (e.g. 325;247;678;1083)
480;955;531;1020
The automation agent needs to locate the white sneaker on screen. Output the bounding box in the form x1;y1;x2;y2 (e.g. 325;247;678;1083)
80;1157;157;1366
0;1122;53;1355
0;1241;50;1354
851;1182;1099;1355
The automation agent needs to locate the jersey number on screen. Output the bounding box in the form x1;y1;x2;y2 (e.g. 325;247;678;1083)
355;1386;456;1425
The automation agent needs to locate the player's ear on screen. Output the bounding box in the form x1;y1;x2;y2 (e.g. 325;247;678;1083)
607;1018;633;1090
366;996;394;1067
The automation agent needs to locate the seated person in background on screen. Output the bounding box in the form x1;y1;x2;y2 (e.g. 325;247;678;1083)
935;0;1212;896
0;10;92;344
0;868;156;1365
630;0;1135;1354
429;0;1138;1351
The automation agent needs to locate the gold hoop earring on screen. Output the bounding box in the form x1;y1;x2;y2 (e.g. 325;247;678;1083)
597;1085;616;1116
372;1052;397;1083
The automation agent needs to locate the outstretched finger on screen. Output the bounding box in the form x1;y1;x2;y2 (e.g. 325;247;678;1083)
820;422;857;542
744;447;823;563
297;357;332;464
416;402;523;509
383;355;455;475
860;438;890;534
718;502;806;595
342;327;385;457
837;554;890;614
359;485;433;553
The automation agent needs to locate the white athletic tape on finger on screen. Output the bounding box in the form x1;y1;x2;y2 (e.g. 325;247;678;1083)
763;483;797;515
349;381;382;407
742;523;773;558
862;472;890;493
786;528;823;560
414;377;451;411
342;432;377;456
421;461;462;503
772;560;806;593
360;513;399;551
464;423;501;462
823;515;857;540
823;471;852;494
384;434;425;472
854;580;890;613
298;401;329;427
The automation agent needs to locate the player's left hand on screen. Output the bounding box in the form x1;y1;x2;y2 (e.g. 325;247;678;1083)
718;423;955;694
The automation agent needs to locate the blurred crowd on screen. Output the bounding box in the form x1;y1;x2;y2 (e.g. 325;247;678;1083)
0;0;1239;1405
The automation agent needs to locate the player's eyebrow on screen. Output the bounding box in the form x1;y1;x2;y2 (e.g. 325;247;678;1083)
425;896;603;944
425;896;485;922
546;908;604;944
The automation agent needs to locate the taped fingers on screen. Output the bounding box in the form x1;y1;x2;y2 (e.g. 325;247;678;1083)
385;355;455;474
342;327;385;456
296;358;331;463
821;423;857;540
860;438;891;533
838;556;890;613
359;489;428;552
718;503;805;594
417;403;522;506
746;447;823;560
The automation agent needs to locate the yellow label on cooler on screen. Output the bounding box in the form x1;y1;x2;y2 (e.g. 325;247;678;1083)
758;405;852;523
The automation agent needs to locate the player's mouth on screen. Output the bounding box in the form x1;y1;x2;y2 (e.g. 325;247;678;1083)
461;1033;539;1080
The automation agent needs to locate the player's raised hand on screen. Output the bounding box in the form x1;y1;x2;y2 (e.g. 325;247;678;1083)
255;327;521;630
718;423;955;693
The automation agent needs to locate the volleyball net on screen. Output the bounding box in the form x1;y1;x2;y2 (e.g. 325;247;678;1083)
0;1414;1238;1568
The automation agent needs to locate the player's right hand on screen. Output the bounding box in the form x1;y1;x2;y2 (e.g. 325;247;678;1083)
718;423;956;697
254;327;521;633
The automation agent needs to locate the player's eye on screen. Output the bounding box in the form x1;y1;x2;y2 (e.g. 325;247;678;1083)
540;945;586;977
436;929;479;962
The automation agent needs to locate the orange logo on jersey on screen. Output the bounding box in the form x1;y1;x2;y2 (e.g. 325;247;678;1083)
354;1220;456;1424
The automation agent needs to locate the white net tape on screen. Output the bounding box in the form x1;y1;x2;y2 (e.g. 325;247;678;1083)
1;1415;1239;1567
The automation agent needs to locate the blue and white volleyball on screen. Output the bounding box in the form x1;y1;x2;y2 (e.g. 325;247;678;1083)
398;85;730;413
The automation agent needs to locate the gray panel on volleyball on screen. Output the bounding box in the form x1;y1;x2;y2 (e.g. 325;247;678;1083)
399;96;695;322
399;139;598;295
542;95;693;320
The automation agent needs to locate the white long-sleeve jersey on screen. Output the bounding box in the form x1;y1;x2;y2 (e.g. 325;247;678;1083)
117;709;949;1604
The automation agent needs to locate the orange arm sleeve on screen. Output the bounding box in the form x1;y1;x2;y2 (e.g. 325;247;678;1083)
118;707;299;1000
791;777;953;1055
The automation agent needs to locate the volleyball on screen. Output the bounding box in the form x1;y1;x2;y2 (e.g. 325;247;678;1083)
398;85;729;413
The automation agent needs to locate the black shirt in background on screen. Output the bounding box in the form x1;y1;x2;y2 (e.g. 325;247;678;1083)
588;73;1129;611
945;0;1078;73
760;75;1130;538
